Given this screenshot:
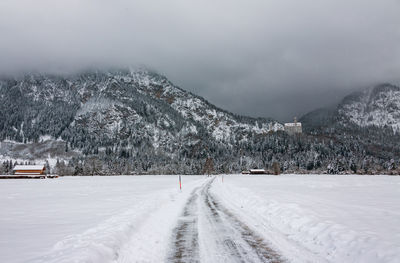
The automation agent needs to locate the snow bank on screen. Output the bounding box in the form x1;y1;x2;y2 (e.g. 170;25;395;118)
211;174;400;263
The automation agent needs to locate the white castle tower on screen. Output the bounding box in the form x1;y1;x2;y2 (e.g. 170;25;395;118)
284;117;302;135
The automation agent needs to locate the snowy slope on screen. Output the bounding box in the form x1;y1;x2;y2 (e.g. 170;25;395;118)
337;83;400;131
0;69;282;144
0;69;283;173
300;83;400;133
116;69;283;142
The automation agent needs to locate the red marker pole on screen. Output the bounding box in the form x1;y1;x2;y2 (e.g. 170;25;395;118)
179;175;182;190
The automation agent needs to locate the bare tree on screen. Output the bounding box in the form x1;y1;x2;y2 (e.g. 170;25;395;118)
45;160;51;175
203;157;214;177
273;162;280;175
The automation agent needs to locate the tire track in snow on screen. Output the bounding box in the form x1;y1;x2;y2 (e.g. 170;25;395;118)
169;178;285;263
168;183;204;262
201;178;284;263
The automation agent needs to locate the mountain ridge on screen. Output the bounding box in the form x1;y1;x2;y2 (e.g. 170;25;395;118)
0;68;286;174
0;68;283;143
1;72;400;175
300;83;400;133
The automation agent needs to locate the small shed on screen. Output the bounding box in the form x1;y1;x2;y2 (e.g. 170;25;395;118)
13;165;46;178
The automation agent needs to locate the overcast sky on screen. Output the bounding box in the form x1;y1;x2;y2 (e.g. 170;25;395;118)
1;0;400;121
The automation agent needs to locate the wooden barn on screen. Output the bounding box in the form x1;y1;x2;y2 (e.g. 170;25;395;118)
12;165;46;178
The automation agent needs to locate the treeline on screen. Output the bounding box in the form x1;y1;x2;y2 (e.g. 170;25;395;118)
47;128;400;176
2;127;399;176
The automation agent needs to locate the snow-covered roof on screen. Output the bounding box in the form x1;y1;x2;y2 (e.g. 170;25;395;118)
284;122;302;127
250;169;265;172
13;165;45;171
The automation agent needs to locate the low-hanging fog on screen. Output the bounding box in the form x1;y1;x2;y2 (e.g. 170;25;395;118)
1;0;400;121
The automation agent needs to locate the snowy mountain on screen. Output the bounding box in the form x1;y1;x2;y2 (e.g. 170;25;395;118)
337;83;400;131
0;69;281;143
1;73;399;175
301;83;400;133
296;83;400;174
0;69;284;174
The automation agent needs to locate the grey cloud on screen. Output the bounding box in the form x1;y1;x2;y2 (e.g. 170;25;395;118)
1;0;400;121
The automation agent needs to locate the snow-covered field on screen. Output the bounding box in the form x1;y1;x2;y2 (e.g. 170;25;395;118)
0;175;399;263
212;175;400;263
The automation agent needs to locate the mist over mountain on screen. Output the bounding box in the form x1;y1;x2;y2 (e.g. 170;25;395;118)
1;1;400;121
301;83;400;132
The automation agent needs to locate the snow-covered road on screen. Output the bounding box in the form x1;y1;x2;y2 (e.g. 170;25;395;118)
1;175;400;262
168;177;283;262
